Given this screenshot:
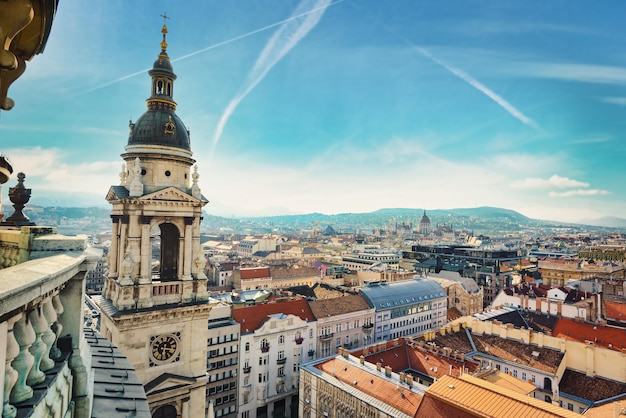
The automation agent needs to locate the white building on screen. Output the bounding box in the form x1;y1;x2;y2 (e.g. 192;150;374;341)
232;300;316;418
237;238;277;258
359;277;448;342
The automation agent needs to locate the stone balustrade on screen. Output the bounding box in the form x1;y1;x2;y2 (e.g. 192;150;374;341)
0;231;148;417
0;253;96;417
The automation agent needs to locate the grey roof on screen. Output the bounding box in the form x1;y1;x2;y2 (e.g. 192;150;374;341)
128;108;191;151
428;271;481;294
85;327;150;417
359;278;446;311
109;185;129;199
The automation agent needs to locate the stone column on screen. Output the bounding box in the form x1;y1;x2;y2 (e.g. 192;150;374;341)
182;219;193;280
139;216;152;283
108;216;121;278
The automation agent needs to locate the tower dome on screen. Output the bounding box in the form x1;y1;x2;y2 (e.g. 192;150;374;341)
126;21;191;153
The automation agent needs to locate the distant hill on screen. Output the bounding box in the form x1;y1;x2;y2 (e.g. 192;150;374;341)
17;205;624;236
578;216;626;228
224;206;617;235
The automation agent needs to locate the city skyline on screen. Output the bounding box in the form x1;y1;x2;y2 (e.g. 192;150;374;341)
2;0;625;223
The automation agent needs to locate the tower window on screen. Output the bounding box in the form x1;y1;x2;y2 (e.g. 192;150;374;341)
165;170;171;177
141;169;147;175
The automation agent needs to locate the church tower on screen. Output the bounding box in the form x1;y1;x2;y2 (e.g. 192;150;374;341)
97;18;212;418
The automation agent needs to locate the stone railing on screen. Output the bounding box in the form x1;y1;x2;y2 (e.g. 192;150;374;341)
0;233;149;417
0;253;95;417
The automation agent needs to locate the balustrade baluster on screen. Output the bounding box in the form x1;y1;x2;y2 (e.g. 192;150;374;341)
3;316;21;418
42;298;61;361
27;308;48;385
51;295;64;359
10;314;35;403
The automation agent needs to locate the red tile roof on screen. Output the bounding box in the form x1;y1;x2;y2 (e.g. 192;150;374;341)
353;338;480;381
552;317;626;351
605;301;626;323
240;267;271;280
232;299;314;334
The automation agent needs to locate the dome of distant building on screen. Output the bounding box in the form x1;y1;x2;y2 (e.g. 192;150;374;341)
323;225;337;236
418;210;431;234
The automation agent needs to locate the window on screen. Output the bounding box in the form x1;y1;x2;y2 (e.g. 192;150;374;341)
568;403;573;411
278;350;285;360
245;342;250;352
279;335;284;344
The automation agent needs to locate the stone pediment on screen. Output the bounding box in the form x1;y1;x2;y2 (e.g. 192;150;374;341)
144;373;197;396
140;187;200;203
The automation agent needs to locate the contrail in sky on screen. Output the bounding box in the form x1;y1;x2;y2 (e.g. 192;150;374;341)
209;0;336;158
71;0;342;97
415;47;539;129
346;1;539;130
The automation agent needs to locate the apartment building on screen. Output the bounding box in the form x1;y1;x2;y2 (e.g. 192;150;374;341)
359;277;448;342
232;300;316;418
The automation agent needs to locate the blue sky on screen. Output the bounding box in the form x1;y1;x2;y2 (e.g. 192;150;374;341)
2;0;626;223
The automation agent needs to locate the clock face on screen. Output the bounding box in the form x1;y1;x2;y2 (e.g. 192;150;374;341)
150;334;179;363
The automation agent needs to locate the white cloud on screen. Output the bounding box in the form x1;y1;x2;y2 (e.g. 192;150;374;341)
549;189;610;198
600;97;626;106
509;61;626;85
2;147;119;203
511;174;588;189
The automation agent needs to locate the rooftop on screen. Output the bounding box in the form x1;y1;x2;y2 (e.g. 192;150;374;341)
552;318;626;351
417;374;581;418
232;299;313;334
308;293;372;318
559;368;626;403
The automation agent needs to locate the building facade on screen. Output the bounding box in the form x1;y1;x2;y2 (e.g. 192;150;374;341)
232;300;316;418
309;293;375;358
359;277;448;342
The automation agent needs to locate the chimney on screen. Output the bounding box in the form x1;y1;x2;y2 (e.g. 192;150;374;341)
376;362;381;372
406;374;414;387
360;355;365;365
385;365;392;377
399;372;406;382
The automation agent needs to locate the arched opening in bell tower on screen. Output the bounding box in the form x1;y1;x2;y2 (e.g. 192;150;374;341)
153;222;179;281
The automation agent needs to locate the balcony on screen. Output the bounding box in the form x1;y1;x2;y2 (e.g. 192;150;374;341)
295;337;304;345
0;225;150;417
319;332;333;341
362;322;374;329
276;357;287;365
308;349;315;357
260;344;270;353
243;366;251;374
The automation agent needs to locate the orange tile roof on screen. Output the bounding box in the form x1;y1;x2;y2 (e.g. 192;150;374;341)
605;301;626;323
420;374;582;418
315;357;423;416
240;267;271;280
231;299;314;334
552;318;626;351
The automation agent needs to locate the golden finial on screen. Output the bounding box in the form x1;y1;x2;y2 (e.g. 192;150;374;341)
160;12;170;51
